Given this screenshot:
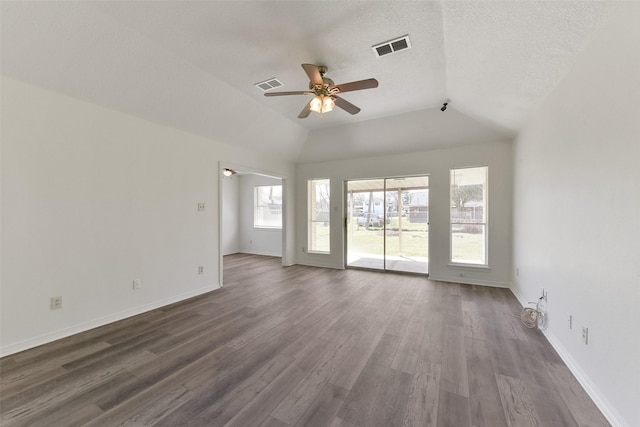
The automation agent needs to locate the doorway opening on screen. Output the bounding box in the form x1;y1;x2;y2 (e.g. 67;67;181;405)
219;163;286;287
346;175;429;274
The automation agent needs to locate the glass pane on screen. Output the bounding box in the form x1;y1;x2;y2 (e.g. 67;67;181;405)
254;185;282;228
450;167;486;224
346;179;385;270
310;179;330;222
310;221;330;253
451;224;486;264
385;176;429;274
309;179;330;253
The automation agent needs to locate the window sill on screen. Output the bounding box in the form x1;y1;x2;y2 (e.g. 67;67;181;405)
448;263;490;271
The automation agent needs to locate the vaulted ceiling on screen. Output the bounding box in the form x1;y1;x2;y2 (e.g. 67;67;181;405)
1;1;616;162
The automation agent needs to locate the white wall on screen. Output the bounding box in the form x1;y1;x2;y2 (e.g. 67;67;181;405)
0;77;295;356
238;174;282;257
221;174;240;255
512;5;640;427
295;140;513;287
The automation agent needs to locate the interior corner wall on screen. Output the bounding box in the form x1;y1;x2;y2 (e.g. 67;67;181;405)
295;140;513;287
221;174;240;255
0;76;293;356
238;174;283;257
512;5;640;427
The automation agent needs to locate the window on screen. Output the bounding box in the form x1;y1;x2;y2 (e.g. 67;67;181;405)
450;166;487;265
308;179;330;253
254;185;282;228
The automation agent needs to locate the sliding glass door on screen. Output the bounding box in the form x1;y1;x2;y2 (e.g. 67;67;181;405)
346;175;429;274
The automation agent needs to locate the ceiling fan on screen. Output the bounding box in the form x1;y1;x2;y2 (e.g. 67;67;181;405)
264;64;379;119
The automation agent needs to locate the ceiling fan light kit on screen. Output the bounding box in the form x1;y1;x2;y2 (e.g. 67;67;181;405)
264;63;378;119
309;95;335;114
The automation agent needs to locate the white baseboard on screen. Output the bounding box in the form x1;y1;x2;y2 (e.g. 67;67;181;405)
509;287;628;427
428;274;510;288
240;250;282;258
0;284;221;358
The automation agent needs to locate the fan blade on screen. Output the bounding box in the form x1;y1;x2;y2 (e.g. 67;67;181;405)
298;101;312;119
264;91;313;97
333;78;379;94
334;96;361;115
302;64;323;86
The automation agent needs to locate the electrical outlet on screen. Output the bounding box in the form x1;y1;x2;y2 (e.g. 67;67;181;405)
197;203;205;212
582;326;589;344
567;314;572;329
198;266;204;275
50;296;62;310
133;279;142;290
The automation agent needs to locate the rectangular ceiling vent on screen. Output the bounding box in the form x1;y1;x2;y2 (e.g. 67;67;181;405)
254;78;283;92
372;34;411;58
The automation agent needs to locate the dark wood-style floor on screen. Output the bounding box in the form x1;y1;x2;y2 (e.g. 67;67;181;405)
1;254;610;426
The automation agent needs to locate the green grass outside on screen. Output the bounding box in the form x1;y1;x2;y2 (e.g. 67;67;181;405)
314;216;485;263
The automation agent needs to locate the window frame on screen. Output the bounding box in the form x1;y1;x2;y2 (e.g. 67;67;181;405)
307;178;331;254
449;166;488;266
253;184;283;229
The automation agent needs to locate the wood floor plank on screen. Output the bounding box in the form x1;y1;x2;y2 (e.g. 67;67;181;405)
21;403;104;427
465;336;509;427
495;374;541;427
418;310;445;364
83;382;191;427
329;418;358;427
183;353;294;426
223;364;309;427
439;324;469;397
119;386;193;426
544;361;611;427
436;390;471;427
462;299;488;340
335;333;401;424
508;339;579;427
9;371;134;426
0;254;611;427
271;332;354;425
0;349;155;425
328;318;388;391
401;359;440;427
293;382;349;427
0;341;111;391
391;295;428;375
364;367;413;427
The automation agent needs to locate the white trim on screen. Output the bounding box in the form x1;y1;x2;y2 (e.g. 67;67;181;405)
240;250;282;258
449;165;489;266
0;284;220;358
447;263;491;270
296;259;343;270
428;274;510;288
307;178;331;255
510;287;629;427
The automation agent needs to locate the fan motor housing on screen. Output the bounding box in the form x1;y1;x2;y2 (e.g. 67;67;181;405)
308;65;334;93
309;78;334;92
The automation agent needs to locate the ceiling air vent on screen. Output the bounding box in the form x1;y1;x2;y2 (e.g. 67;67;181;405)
372;35;411;58
254;78;284;92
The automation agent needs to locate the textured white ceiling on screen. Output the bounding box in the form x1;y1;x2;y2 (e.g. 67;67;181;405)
0;1;617;162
